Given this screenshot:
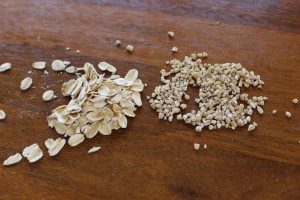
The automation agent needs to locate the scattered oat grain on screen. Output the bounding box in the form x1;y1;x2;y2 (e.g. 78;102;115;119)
168;31;175;38
20;77;33;90
0;110;6;120
292;99;298;104
116;40;121;46
3;153;22;166
22;144;43;163
126;45;133;52
42;90;55;101
172;47;178;52
0;63;11;72
32;61;46;70
88;146;101;153
51;60;65;71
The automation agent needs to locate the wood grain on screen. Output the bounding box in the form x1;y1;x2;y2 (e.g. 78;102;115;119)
0;0;300;199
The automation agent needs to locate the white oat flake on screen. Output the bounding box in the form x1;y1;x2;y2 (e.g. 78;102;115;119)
20;77;33;90
22;144;43;163
32;61;46;70
3;153;22;166
0;63;11;72
42;90;55;101
88;146;101;153
0;110;6;120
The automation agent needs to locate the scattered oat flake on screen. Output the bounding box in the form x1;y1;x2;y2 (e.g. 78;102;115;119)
32;61;46;70
51;60;65;71
65;66;76;74
43;90;55;101
272;110;277;114
88;146;101;153
45;138;55;149
48;138;66;156
0;110;6;120
22;144;43;163
44;70;49;75
168;31;175;38
20;77;33;90
116;40;121;46
203;144;207;149
0;63;11;72
76;50;80;53
3;153;22;166
248;124;256;131
194;143;200;150
172;47;178;52
292;99;298;104
66;47;70;51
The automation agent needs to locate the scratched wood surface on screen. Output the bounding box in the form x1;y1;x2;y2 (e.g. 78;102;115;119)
0;0;300;199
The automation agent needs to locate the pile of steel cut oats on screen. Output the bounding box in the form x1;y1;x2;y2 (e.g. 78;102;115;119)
149;53;268;132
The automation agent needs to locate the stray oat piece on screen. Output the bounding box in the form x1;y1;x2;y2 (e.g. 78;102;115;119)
116;40;121;46
66;47;71;51
168;31;175;38
203;144;207;149
22;144;43;163
44;70;49;75
48;138;66;156
126;45;133;52
285;111;291;118
32;61;46;70
194;143;200;150
0;110;6;120
0;63;11;72
88;146;101;153
292;99;298;104
65;66;76;74
3;153;22;166
51;60;65;71
76;50;80;53
172;47;178;52
248;124;256;131
272;110;277;114
20;77;33;90
257;106;264;114
45;138;55;149
202;52;208;57
42;90;55;101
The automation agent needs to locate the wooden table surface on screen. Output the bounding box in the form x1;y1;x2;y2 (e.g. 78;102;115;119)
0;0;300;199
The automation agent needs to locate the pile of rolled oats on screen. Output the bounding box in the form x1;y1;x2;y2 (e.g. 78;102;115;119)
3;61;144;166
149;53;267;132
47;62;144;145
